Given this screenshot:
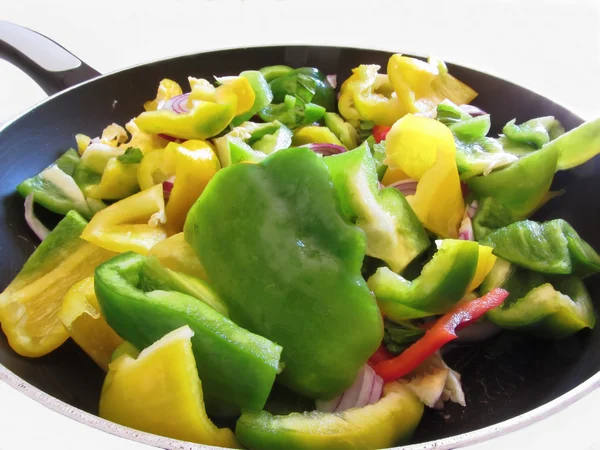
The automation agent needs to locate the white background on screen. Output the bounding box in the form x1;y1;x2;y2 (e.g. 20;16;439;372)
1;0;600;449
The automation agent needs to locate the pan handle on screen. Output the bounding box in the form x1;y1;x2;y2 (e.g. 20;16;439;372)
0;21;100;95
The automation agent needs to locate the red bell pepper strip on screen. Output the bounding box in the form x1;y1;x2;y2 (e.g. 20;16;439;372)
373;288;509;382
368;344;394;367
372;125;391;143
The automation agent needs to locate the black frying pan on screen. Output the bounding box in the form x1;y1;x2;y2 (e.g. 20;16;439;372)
1;21;599;450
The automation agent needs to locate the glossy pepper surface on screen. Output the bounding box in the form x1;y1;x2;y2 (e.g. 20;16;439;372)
235;382;423;450
184;147;383;400
481;259;596;338
368;239;480;320
162;140;220;235
0;211;114;357
324;142;429;273
385;114;465;238
81;184;167;255
481;219;600;277
94;252;282;414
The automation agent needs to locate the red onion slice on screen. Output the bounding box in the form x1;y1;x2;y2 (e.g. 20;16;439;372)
24;194;50;240
459;104;487;117
458;214;475;241
367;373;384;405
466;200;478;219
389;179;418;197
163;177;176;202
315;365;383;413
303;143;346;156
161;93;191;115
326;74;337;89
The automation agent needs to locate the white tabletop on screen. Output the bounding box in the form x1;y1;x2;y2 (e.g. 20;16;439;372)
1;0;600;449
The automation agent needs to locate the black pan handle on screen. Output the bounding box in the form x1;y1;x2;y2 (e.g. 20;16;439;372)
0;21;100;95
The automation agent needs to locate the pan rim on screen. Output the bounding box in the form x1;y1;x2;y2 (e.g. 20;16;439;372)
0;44;595;449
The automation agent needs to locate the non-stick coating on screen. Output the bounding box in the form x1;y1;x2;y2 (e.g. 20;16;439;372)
0;46;598;446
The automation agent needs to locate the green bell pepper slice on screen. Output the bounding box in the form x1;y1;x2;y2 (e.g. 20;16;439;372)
184;147;383;400
545;117;600;171
17;149;105;218
94;252;282;414
367;136;388;180
436;103;517;180
235;382;424;450
324;142;429;273
481;219;600;277
259;101;326;129
501;116;564;151
481;259;596;338
214;121;292;166
324;112;360;150
259;65;293;82
368;239;480;320
468;143;559;237
268;67;335;111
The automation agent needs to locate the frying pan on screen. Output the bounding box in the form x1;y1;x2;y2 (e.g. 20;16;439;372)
1;21;599;450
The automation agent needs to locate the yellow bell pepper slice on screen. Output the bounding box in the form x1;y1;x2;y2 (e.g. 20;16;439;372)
98;123;128;147
81;184;167;255
386;114;464;238
215;76;256;116
99;326;240;448
137;148;171;191
122;120;169;154
75;134;91;155
291;126;344;147
387;54;478;117
135;82;238;141
148;232;208;280
466;245;497;293
58;277;123;371
339;65;406;126
381;166;411;186
0;212;115;357
163;140;220;235
144;78;183;112
86;158;140;200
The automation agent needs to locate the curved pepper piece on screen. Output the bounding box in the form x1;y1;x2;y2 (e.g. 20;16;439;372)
468;144;559;238
58;277;123;371
81;184;167;255
339;65;405;126
368;239;480;320
481;219;600;277
135;81;241;140
95;252;282;414
17;149;104;218
0;211;115;357
385;114;465;238
466;244;497;293
148;232;207;280
99;326;240;448
163;140;220;235
268;67;335;112
235;382;423;450
481;260;596;338
387;54;477;117
291;126;344;147
184;147;383;400
324;142;429;273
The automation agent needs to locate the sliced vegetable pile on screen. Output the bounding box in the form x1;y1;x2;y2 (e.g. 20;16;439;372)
2;54;600;450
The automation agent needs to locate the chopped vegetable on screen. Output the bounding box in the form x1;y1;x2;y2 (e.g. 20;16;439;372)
24;194;50;240
95;252;282;414
373;288;509;382
236;382;423;450
99;326;240;447
481;219;600;277
185;147;383;400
